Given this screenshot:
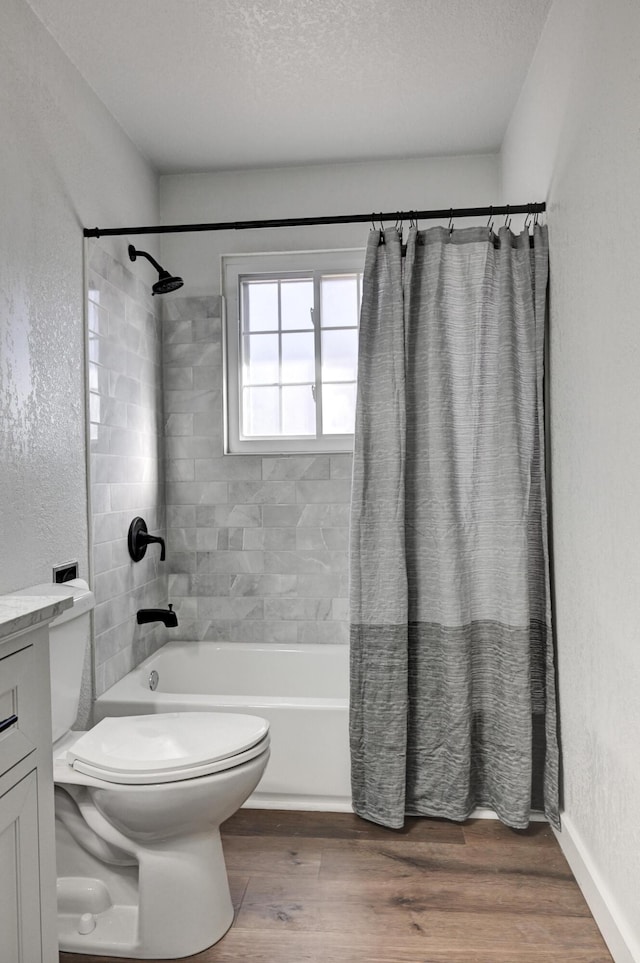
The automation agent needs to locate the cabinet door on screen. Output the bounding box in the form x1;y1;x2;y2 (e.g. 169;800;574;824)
0;771;42;963
0;644;39;774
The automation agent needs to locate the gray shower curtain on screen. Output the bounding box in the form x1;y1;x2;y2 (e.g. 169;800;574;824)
349;223;559;830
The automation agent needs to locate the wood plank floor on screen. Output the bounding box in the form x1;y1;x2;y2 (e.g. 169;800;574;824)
59;810;613;963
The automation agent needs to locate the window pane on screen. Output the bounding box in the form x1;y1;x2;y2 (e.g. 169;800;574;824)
246;281;278;332
282;385;316;435
282;332;315;384
322;383;356;434
321;329;358;382
243;386;279;436
243;333;279;385
321;275;359;328
281;279;314;330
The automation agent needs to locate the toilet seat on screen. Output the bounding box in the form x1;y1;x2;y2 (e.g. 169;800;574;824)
65;712;270;785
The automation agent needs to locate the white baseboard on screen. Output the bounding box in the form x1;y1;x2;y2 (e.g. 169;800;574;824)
243;793;353;812
469;807;547;822
554;813;639;963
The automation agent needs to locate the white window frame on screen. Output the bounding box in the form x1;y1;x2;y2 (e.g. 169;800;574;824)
222;248;364;454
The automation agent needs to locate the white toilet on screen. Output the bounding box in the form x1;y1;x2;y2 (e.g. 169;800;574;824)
35;580;270;959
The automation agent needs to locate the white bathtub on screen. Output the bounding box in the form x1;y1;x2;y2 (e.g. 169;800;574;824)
94;641;352;811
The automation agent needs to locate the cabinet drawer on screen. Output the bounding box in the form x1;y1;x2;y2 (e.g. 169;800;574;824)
0;645;39;775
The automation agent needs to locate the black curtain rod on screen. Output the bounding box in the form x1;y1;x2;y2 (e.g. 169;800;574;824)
83;203;545;239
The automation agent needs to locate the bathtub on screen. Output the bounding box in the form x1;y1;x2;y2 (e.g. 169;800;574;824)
94;641;352;811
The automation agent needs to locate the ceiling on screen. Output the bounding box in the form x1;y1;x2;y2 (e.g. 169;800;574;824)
26;0;552;174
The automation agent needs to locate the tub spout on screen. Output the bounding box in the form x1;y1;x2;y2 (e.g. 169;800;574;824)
137;605;178;627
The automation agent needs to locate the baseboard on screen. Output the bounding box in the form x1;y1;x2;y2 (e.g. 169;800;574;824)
242;799;547;821
470;807;547;822
243;793;353;812
554;813;639;963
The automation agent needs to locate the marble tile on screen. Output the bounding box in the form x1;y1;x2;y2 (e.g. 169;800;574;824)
298;620;349;644
166;434;219;459
163;342;220;367
264;598;333;621
163;295;221;321
198;597;264;620
295;528;349;551
164;367;194;391
230;574;297;597
166;481;228;505
262;505;304;527
262;455;331;481
160;288;354;656
166;459;196;482
264;550;348;575
193;367;222;390
165;413;194;436
296;574;347;597
164;388;220;414
228;481;297;505
196;504;262;527
195;456;262;481
295;479;351;503
297;503;351;527
167;505;196;528
89;243;167;696
209;551;265;574
263;621;298;643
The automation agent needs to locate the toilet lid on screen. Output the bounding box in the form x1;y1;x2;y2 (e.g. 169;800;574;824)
66;712;270;784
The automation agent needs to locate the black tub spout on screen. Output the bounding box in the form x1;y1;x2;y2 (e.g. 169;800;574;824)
137;605;178;628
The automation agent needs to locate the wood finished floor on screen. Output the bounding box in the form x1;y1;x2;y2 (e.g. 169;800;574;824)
59;809;612;963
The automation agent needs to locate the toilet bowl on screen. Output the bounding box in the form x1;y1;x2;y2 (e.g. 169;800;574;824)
54;713;269;959
16;580;270;960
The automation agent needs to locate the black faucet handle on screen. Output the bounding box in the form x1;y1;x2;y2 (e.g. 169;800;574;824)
142;532;166;561
128;517;166;562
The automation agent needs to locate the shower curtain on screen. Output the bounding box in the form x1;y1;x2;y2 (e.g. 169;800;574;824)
349;223;559;830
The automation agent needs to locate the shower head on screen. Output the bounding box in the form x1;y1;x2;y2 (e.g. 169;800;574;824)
152;271;184;296
128;244;184;296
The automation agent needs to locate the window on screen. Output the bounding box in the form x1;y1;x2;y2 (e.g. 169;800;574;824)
223;250;364;453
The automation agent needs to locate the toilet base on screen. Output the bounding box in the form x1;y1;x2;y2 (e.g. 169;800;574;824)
56;832;234;959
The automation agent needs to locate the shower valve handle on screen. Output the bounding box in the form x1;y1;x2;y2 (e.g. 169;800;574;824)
128;517;166;562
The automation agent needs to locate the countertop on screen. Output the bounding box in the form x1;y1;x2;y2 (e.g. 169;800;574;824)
0;592;73;644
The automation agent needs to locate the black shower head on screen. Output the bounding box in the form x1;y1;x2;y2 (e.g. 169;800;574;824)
128;244;184;296
153;271;184;296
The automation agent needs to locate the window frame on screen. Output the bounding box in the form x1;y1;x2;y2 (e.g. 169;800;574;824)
222;249;364;454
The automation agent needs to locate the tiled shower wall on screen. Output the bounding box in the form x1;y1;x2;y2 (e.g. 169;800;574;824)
163;296;351;644
88;242;168;697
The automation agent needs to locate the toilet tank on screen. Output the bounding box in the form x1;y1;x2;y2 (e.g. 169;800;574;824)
13;579;95;742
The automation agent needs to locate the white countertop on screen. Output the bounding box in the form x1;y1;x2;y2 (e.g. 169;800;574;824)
0;593;73;643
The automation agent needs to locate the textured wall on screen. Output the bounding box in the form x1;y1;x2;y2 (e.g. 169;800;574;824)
0;0;158;596
501;0;640;958
164;296;351;643
88;242;168;696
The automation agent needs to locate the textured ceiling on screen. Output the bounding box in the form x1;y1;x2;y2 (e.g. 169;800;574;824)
25;0;552;173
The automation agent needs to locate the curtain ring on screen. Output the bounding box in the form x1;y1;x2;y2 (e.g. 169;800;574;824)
524;203;533;232
504;205;511;231
487;205;494;236
448;208;454;235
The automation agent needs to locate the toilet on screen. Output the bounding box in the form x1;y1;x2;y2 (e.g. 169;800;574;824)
28;580;270;959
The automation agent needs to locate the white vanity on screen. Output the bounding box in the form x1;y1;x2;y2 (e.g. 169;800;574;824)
0;591;73;963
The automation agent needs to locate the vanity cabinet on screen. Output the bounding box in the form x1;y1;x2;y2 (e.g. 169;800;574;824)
0;594;73;963
0;769;42;962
